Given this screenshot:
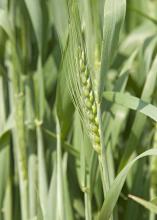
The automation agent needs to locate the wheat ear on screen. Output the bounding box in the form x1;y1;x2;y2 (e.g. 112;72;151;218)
66;42;101;154
78;49;101;154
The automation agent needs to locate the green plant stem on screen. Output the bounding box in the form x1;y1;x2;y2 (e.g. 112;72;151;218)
84;174;92;220
43;127;79;158
150;123;157;220
14;92;28;220
25;77;38;219
56;116;65;220
98;106;113;220
84;192;92;220
3;180;12;220
6;40;28;220
98;106;110;195
36;121;48;219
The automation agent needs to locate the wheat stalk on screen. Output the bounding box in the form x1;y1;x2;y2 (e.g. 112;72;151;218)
150;123;157;220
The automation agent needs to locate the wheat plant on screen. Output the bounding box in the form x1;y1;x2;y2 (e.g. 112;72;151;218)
0;0;157;220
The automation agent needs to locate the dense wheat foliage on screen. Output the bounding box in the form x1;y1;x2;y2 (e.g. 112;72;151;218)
0;0;157;220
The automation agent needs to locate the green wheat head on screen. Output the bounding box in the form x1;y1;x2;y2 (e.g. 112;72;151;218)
65;1;102;154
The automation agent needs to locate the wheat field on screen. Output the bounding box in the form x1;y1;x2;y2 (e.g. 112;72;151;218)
0;0;157;220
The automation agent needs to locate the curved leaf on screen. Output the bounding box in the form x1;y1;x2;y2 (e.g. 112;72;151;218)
129;195;157;214
98;149;157;220
103;91;157;122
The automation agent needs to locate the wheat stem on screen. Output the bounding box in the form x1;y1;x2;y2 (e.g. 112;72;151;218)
150;123;157;220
